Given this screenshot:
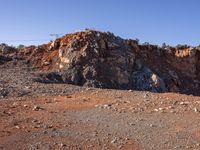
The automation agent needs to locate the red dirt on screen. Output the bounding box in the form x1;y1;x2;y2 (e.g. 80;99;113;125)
1;89;200;150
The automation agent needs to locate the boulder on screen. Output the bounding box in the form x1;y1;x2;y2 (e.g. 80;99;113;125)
131;67;166;92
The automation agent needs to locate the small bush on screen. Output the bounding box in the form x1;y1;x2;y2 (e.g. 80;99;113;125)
17;44;25;50
176;44;189;50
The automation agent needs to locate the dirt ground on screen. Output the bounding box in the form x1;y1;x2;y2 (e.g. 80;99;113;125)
1;61;200;150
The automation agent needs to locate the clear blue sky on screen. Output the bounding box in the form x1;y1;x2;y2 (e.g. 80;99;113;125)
0;0;200;46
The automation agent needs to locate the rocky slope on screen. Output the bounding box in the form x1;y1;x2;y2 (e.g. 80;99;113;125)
1;30;200;150
1;29;200;95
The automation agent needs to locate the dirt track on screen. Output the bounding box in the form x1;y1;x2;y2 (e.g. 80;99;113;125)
1;88;200;150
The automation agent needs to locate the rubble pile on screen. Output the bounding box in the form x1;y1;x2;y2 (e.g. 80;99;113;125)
0;43;17;55
2;29;200;94
0;44;17;64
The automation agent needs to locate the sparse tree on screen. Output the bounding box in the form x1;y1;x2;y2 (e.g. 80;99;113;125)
135;38;140;44
17;44;25;50
176;44;189;50
143;42;150;45
162;43;167;49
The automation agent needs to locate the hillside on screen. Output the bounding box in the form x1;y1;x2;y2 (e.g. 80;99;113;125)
1;29;200;95
1;29;200;150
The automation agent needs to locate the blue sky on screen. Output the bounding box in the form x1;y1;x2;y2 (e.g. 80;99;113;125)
0;0;200;46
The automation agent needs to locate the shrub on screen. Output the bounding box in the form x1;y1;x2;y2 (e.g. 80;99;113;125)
176;44;189;50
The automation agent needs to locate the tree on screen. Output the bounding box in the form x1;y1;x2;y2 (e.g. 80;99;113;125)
135;38;140;43
17;44;25;50
176;44;189;50
162;43;167;49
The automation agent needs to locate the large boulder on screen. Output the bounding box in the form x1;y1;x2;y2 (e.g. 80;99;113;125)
131;67;166;92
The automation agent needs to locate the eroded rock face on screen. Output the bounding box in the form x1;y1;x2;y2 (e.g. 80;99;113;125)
26;30;166;92
132;43;200;94
131;67;166;92
16;29;200;94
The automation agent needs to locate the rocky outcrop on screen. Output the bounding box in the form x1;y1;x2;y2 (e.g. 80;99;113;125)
25;30;165;92
0;44;18;65
10;29;200;95
130;43;200;94
0;44;17;55
131;67;166;92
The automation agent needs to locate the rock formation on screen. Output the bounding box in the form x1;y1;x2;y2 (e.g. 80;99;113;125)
3;29;200;95
0;44;17;64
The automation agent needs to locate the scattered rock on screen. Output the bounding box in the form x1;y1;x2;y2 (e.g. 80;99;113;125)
33;105;43;111
15;126;20;129
0;88;9;98
194;107;199;113
60;143;66;147
96;104;112;109
180;101;190;106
